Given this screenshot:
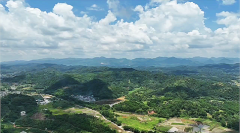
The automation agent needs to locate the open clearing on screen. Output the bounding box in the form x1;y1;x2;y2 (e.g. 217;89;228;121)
116;112;166;131
158;117;238;133
39;104;127;133
128;88;141;95
94;96;126;105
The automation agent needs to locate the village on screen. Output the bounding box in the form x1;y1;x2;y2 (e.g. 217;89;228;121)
0;71;22;80
71;94;96;102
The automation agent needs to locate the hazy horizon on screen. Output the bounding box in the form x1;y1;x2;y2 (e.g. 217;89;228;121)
2;56;240;63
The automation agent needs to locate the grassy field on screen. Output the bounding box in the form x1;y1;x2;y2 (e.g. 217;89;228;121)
116;112;166;131
38;104;125;132
49;108;67;115
200;119;222;131
22;87;33;90
39;104;83;115
64;107;83;114
128;88;141;95
2;123;48;133
156;126;172;132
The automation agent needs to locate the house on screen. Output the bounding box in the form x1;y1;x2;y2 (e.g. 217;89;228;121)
20;111;26;116
43;95;52;99
10;85;17;90
36;99;43;102
42;94;53;99
168;127;178;133
39;99;51;105
20;131;27;133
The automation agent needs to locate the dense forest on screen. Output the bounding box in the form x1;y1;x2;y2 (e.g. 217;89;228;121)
1;94;38;122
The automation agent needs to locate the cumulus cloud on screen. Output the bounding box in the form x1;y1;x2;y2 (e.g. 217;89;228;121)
53;3;75;17
219;0;236;5
150;0;171;5
80;11;87;14
135;1;208;33
214;11;240;53
216;11;240;26
0;0;239;61
134;5;144;13
107;0;133;19
87;4;103;11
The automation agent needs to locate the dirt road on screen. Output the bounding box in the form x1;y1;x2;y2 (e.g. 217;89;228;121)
73;106;131;133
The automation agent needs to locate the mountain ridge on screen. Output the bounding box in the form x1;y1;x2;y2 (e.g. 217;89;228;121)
1;57;239;67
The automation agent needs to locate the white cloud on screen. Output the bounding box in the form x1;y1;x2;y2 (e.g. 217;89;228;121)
134;5;144;13
0;0;239;61
80;11;87;14
221;0;236;5
135;1;207;33
150;0;171;5
53;3;75;17
92;4;97;8
98;11;116;25
214;11;240;53
107;0;119;11
107;0;133;19
87;4;103;11
216;11;240;26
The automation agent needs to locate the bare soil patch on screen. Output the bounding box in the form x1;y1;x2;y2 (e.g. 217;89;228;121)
181;119;196;124
94;96;126;105
31;113;46;120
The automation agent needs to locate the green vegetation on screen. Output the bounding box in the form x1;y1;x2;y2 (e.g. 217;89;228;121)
1;95;116;133
15;114;116;133
155;126;172;132
1;63;239;132
184;127;193;132
1;94;38;122
39;100;81;115
118;115;164;131
128;87;141;94
113;96;239;131
1;124;49;133
113;101;149;114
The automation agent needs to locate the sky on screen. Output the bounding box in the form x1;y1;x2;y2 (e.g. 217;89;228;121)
0;0;239;61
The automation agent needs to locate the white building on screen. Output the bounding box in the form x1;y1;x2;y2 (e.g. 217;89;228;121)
20;111;26;116
39;99;51;105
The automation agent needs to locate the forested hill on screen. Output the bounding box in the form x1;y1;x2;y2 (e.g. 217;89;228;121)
1;63;239;100
1;57;239;67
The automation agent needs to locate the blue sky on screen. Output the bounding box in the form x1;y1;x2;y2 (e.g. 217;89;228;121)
1;0;238;29
22;0;240;30
0;0;239;61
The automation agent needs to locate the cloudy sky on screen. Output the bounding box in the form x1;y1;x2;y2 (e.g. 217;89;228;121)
0;0;239;61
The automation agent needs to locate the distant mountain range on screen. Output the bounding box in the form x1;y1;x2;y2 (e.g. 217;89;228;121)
1;57;239;67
